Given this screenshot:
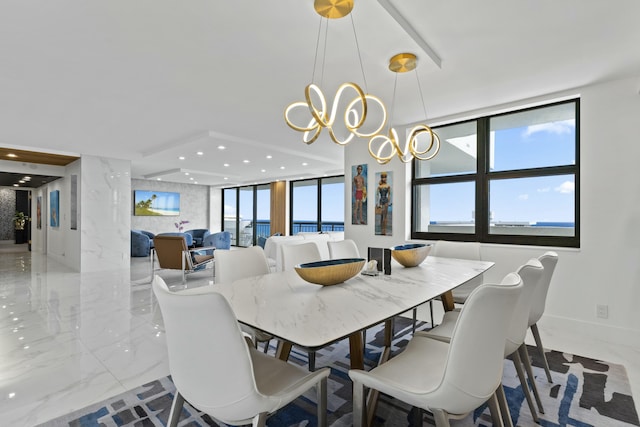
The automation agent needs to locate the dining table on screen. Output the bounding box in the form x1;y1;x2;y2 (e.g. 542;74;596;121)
215;255;493;423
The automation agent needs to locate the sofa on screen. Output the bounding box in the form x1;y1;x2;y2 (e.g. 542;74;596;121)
131;229;155;257
263;231;344;272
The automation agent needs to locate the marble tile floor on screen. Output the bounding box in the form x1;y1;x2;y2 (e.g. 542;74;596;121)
1;251;638;426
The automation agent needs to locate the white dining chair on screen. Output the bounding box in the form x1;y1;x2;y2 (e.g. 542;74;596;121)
327;239;360;259
349;272;523;427
529;251;559;383
215;246;273;352
415;240;483;329
152;276;330;427
281;242;322;271
416;258;545;425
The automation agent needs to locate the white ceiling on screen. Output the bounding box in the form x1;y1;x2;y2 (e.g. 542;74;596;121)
1;0;639;188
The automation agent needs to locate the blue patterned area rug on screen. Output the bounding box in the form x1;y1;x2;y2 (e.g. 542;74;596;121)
39;319;639;426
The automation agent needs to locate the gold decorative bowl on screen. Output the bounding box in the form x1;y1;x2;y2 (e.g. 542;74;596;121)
294;258;366;286
391;243;432;267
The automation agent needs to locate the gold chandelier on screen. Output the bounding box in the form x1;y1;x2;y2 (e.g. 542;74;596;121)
368;53;441;164
284;0;387;146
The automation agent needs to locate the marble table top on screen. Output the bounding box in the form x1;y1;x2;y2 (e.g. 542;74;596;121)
215;256;494;350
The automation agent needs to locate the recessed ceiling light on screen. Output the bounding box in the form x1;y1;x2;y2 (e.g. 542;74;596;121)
184;172;189;176
13;184;19;187
223;163;230;167
280;166;285;170
6;153;17;158
189;177;194;181
157;178;162;181
261;169;266;173
18;180;25;183
178;156;185;160
302;162;308;166
266;155;272;159
194;181;198;184
218;145;226;150
243;160;250;163
23;176;31;180
224;177;228;180
196;151;204;156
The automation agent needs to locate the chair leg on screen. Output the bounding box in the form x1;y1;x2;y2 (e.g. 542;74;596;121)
252;412;268;427
519;344;545;414
308;351;316;371
487;392;505;427
432;408;451;427
512;350;540;423
317;377;327;427
429;299;435;326
495;384;514;427
262;339;270;354
412;307;417;332
167;391;185;427
353;380;366;427
530;323;553;383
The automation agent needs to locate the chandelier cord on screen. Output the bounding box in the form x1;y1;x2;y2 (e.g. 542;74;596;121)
349;14;368;92
414;68;429;119
311;15;323;84
388;72;398;134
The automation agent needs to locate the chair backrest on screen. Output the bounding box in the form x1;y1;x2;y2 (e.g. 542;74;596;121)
438;272;523;414
152;276;262;421
203;231;231;250
505;258;544;355
432;240;483;300
185;228;210;239
529;251;559;326
281;242;322;271
154;235;192;270
328;239;360;259
215;246;271;284
157;232;193;248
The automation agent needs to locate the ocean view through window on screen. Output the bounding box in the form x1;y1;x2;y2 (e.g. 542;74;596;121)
412;99;579;247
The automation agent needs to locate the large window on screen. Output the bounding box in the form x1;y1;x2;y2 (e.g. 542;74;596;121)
412;99;579;247
290;176;345;234
223;184;271;247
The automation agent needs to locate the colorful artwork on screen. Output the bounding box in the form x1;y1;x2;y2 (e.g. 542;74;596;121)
134;190;180;216
36;196;42;229
351;164;367;225
50;190;59;227
375;171;392;236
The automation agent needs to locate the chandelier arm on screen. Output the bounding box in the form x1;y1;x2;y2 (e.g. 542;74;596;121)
284;101;322;133
350;94;387;137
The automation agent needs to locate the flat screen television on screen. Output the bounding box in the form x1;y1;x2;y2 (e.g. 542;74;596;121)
134;190;180;216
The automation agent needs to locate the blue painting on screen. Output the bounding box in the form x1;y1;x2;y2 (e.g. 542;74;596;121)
50;190;59;227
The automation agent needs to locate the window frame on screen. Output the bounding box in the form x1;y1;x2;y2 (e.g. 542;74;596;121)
411;98;580;248
289;175;345;234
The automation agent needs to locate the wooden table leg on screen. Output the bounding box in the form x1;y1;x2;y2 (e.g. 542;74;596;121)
348;331;364;370
440;290;455;311
275;340;292;362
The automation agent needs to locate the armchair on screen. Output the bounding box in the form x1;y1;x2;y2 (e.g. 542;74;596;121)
202;231;231;250
152;234;214;284
184;228;210;247
131;229;155;257
157;232;193;248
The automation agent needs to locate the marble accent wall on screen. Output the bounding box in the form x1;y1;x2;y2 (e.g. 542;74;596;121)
0;189;17;240
80;156;131;272
131;179;209;235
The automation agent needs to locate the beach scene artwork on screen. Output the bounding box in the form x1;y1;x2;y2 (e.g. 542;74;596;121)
134;190;180;216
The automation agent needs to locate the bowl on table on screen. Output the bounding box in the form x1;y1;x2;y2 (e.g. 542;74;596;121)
294;258;366;286
390;243;432;267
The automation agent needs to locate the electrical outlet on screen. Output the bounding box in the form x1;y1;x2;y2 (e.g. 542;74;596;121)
596;304;609;319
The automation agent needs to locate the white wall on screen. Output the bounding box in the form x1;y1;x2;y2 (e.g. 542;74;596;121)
345;74;640;348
